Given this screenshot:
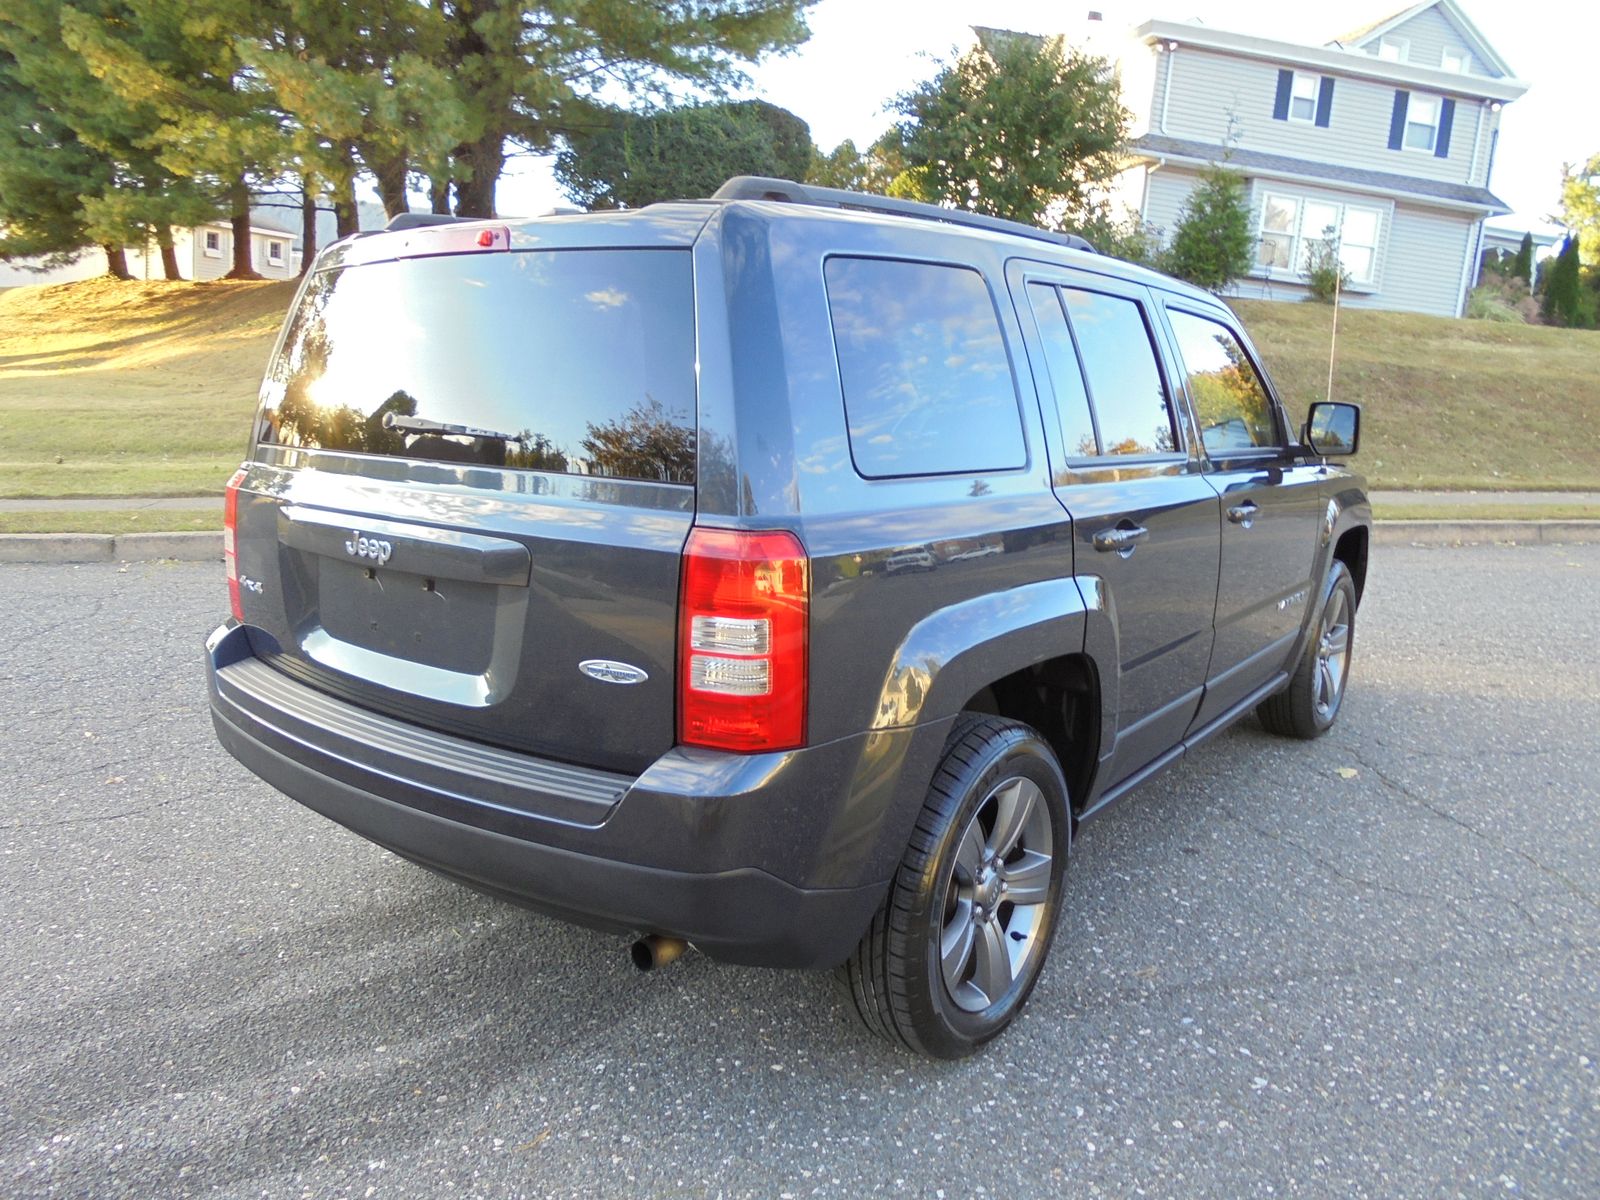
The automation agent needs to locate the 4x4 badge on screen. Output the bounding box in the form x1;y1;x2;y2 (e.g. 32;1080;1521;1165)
579;659;648;685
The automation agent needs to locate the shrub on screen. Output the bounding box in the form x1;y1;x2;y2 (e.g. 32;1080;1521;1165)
1303;235;1350;303
1467;285;1526;323
1162;164;1253;291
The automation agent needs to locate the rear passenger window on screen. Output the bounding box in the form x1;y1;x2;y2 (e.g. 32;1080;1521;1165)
825;257;1026;478
1165;310;1280;453
1061;289;1177;457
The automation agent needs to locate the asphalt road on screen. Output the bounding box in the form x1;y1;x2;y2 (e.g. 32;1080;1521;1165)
3;545;1598;1199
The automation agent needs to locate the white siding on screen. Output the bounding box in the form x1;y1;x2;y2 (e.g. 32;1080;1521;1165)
1162;47;1483;186
1129;165;1473;317
1375;203;1476;315
195;225;231;281
1358;7;1500;78
0;249;102;288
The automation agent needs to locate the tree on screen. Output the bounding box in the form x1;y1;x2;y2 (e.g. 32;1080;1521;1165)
62;0;287;279
1559;152;1599;269
556;100;809;209
439;0;813;217
1162;164;1252;291
892;30;1128;234
1512;232;1535;284
1542;235;1588;327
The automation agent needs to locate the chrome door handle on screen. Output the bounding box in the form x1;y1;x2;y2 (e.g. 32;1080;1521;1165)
1092;524;1149;556
1227;502;1260;527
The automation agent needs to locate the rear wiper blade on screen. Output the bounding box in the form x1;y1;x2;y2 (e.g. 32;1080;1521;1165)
382;412;525;442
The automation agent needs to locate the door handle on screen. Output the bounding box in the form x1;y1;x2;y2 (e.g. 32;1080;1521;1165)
1227;502;1260;528
1092;524;1149;556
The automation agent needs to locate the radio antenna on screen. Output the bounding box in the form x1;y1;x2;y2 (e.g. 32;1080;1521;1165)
1325;260;1342;404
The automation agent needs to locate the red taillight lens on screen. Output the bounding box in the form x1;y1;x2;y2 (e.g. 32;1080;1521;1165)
223;467;247;620
678;527;809;753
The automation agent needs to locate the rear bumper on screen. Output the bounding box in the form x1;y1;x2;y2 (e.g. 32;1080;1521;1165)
206;623;950;968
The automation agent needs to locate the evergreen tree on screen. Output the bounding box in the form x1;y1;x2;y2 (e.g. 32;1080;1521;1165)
1162;164;1253;292
1512;232;1534;284
556;101;808;209
1542;235;1584;327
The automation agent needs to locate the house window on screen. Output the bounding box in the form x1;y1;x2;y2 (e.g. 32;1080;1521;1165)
267;240;284;264
1288;72;1320;123
1440;47;1469;73
203;230;222;258
1256;192;1383;287
1377;36;1409;62
1405;94;1440;152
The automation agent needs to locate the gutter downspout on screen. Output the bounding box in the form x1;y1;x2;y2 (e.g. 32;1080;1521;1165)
1456;217;1485;318
1466;100;1485;186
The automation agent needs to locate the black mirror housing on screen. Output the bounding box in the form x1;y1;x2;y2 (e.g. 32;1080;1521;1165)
1304;402;1360;457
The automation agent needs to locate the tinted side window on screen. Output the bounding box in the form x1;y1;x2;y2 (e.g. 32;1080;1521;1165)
1061;289;1177;457
1027;284;1100;458
1166;310;1280;453
825;257;1026;478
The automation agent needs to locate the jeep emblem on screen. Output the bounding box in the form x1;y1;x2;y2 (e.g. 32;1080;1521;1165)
345;532;393;566
579;659;649;685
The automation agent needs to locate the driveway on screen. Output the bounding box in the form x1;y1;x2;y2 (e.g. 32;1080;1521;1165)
3;545;1597;1198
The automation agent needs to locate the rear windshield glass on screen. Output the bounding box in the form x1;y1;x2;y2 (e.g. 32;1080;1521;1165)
258;249;696;483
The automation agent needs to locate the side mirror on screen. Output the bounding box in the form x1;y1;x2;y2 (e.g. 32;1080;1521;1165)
1304;401;1360;457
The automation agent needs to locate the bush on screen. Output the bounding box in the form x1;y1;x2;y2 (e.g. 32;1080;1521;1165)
1467;285;1526;322
1303;235;1350;302
1162;164;1253;291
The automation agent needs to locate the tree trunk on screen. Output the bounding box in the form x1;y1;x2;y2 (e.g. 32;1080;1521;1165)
299;177;318;276
102;244;132;280
333;143;360;237
372;155;409;219
156;224;182;280
430;174;452;215
225;177;262;280
452;134;503;218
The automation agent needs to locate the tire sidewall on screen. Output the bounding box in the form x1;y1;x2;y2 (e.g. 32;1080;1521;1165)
909;728;1071;1055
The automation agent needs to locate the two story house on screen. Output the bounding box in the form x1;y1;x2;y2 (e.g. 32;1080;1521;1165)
1110;0;1528;316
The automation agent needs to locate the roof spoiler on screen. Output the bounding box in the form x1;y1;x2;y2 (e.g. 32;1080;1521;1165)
711;176;1096;254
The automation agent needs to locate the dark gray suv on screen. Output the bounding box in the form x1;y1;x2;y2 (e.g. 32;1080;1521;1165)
208;176;1369;1059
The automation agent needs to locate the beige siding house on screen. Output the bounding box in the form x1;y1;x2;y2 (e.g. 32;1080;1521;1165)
0;215;300;287
1111;0;1528;316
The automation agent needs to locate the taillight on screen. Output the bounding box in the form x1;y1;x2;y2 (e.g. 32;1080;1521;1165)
223;467;248;620
678;527;809;753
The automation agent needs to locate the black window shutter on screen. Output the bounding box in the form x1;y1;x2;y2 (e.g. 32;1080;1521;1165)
1388;90;1409;150
1315;77;1335;127
1273;69;1293;121
1435;97;1456;158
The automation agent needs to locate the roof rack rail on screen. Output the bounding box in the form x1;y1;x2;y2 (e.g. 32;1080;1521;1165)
711;175;1097;254
386;212;474;231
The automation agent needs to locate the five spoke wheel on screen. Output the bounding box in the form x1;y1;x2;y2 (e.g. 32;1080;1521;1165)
1314;587;1351;720
939;776;1055;1013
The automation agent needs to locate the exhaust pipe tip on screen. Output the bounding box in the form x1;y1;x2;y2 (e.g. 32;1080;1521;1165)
630;934;688;972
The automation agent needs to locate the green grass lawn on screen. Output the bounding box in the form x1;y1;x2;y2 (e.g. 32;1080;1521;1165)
1231;299;1600;492
0;509;220;534
0;276;295;498
2;276;1597;502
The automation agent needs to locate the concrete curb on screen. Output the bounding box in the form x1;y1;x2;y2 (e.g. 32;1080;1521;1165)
1371;520;1600;546
0;531;222;564
3;522;1598;564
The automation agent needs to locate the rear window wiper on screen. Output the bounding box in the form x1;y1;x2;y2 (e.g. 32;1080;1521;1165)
382;413;526;443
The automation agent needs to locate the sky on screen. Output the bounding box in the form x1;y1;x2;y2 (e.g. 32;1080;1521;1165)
494;0;1594;234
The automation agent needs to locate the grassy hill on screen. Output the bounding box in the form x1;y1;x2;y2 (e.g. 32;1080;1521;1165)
0;277;295;498
1231;300;1600;492
1;277;1596;500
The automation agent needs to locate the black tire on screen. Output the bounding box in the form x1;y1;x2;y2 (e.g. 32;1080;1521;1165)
1258;560;1357;740
837;714;1071;1059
